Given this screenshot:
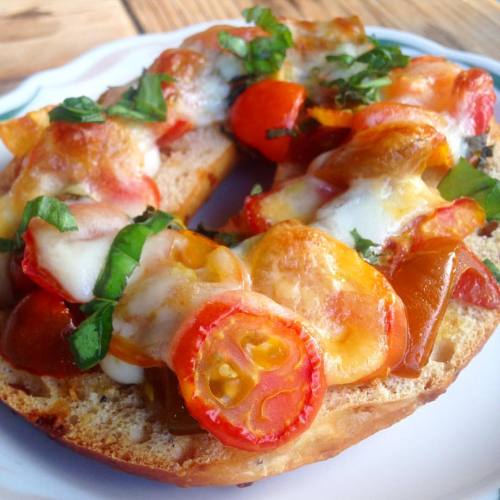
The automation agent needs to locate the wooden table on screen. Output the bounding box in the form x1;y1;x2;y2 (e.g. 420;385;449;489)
0;0;499;96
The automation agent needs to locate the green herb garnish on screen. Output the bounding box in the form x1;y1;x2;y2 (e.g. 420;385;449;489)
323;37;409;107
218;6;293;76
0;196;78;252
49;73;173;124
483;259;500;283
438;158;500;221
350;228;381;264
48;96;106;123
107;73;174;122
70;209;182;370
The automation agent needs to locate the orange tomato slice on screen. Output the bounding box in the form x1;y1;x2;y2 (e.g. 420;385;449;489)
308;122;451;188
244;221;408;385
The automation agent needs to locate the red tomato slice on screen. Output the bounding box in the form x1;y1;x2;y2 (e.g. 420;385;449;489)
229;80;306;163
8;252;37;298
0;290;81;377
171;291;326;451
453;245;500;310
238;176;335;236
389;238;459;377
156;119;193;149
450;68;496;135
412;198;485;249
352;102;447;132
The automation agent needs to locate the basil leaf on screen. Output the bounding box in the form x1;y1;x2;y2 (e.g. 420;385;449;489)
218;32;249;58
49;96;106;123
483;259;500;283
0;196;78;252
320;40;409;107
438;158;500;221
350;228;380;264
70;209;181;369
107;73;173;122
69;300;114;370
93;210;176;300
218;7;293;76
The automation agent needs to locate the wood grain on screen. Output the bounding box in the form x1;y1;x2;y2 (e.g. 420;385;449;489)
126;0;500;59
0;0;136;92
0;0;499;98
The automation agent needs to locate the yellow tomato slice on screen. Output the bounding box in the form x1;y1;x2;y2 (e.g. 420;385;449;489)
112;229;250;366
244;221;408;385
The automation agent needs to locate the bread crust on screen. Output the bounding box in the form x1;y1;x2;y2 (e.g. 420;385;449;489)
0;123;497;487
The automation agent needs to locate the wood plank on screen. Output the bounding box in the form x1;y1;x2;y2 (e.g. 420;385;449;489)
0;0;137;84
126;0;500;59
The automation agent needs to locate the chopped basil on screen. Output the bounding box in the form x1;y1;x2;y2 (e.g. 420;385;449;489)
322;37;409;107
0;196;78;252
250;183;263;195
266;127;298;139
350;228;381;265
48;96;106;123
483;259;500;283
218;6;293;76
70;300;114;371
70;209;182;369
438;158;500;221
50;73;173;124
107;73;174;122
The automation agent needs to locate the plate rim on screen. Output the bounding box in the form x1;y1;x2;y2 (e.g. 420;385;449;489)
0;18;498;500
0;19;499;120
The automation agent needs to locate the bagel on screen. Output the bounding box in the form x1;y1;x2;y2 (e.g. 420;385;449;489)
0;10;498;488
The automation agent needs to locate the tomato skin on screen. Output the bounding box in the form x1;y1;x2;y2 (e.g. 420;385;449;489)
412;198;485;249
230;80;306;163
389;239;459;377
451;68;496;135
453;246;500;310
171;291;326;451
22;229;77;303
109;335;164;368
0;290;81;377
8;252;37;298
156;119;192;149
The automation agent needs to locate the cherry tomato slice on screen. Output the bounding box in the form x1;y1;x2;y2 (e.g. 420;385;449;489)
0;290;81;377
8;251;37;298
450;68;496;135
389;238;459;377
309;122;451;188
239;176;336;236
171;291;326;451
229;80;306;163
246;221;408;385
453;245;500;310
412;198;485;249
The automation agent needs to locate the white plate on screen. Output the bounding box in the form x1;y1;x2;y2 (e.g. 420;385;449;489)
0;21;499;500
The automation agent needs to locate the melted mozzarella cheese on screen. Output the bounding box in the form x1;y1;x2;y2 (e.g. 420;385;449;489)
127;125;161;178
100;354;144;384
313;177;443;247
32;203;129;303
36;231;116;302
441;118;469;162
174;68;232;127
